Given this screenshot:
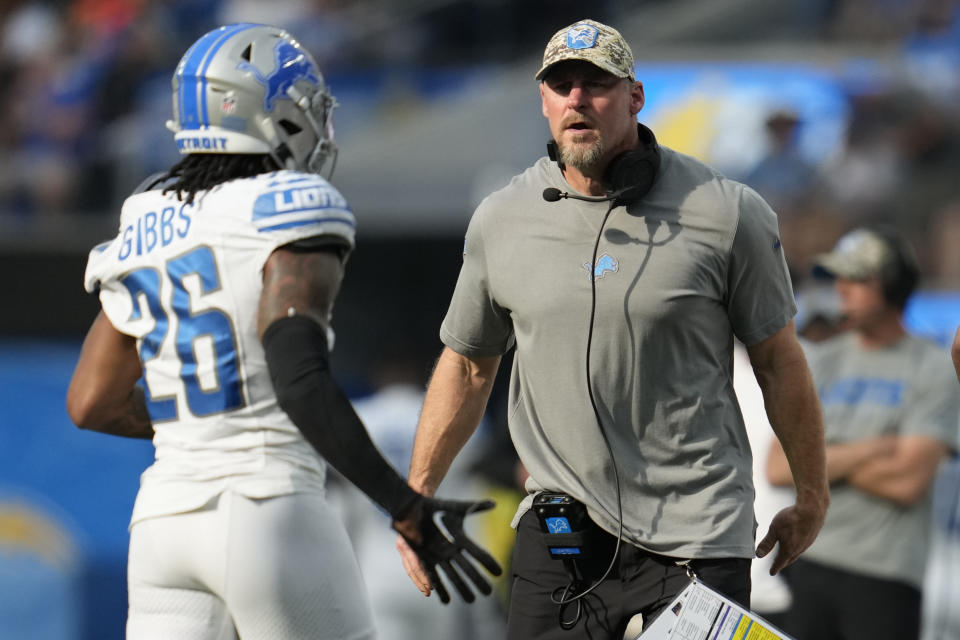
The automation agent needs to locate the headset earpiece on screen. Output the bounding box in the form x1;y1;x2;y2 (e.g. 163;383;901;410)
547;140;566;171
871;227;919;310
603;123;660;204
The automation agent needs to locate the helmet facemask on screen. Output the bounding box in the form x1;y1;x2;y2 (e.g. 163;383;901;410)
282;83;338;176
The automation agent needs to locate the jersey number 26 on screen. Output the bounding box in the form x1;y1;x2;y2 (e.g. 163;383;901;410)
119;245;244;421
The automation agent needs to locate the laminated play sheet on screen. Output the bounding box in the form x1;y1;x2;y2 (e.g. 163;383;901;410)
634;580;794;640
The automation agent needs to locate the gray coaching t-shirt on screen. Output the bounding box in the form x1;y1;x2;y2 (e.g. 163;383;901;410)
802;333;959;587
441;147;796;558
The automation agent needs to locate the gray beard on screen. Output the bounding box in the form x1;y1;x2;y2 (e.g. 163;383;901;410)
558;137;604;172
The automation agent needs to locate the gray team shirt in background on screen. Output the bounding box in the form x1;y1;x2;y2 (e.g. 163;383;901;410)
802;333;959;588
440;145;796;559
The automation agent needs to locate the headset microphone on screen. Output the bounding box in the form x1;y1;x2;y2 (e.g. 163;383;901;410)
541;187;636;204
543;123;661;208
541;187;564;202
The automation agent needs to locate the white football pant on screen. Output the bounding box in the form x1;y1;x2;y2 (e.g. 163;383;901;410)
126;490;375;639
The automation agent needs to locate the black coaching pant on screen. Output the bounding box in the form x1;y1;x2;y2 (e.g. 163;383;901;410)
506;510;752;640
781;558;921;640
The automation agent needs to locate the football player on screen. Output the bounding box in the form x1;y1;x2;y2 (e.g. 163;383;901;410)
66;23;499;639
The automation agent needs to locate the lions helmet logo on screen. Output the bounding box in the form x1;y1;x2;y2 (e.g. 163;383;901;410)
238;40;320;112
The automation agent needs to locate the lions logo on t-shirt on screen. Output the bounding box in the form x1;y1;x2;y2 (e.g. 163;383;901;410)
583;253;618;280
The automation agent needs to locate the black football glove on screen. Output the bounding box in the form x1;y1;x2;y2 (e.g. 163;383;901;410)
394;496;502;604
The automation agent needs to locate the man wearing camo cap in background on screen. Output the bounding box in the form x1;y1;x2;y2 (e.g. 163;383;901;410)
399;18;829;637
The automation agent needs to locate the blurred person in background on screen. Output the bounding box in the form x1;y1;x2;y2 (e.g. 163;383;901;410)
329;346;507;640
743;108;817;219
794;280;846;343
769;227;959;640
65;23;498;639
397;18;828;639
741;107;846;284
919;323;960;639
817;94;905;226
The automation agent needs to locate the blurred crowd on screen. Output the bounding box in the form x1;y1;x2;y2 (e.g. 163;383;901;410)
743;86;960;294
729;0;960;292
0;0;612;222
1;0;959;289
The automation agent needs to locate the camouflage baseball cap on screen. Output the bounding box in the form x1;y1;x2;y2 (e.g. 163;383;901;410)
535;19;635;82
812;229;895;280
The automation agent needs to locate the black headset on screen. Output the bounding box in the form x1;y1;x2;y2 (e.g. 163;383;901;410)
603;123;660;202
546;123;661;205
870;227;920;310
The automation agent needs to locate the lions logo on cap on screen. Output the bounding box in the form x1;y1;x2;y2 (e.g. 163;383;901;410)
566;24;599;50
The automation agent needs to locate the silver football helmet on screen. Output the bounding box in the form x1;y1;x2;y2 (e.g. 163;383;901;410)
166;23;338;175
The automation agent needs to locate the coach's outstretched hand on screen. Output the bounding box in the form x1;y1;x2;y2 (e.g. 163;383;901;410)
392;496;502;604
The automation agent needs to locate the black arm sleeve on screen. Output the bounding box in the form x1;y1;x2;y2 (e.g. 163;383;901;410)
262;315;420;519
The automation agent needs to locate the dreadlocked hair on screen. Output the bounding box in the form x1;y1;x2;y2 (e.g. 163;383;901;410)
154;154;281;204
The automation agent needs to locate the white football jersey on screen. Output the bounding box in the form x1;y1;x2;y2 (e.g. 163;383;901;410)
85;170;355;525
